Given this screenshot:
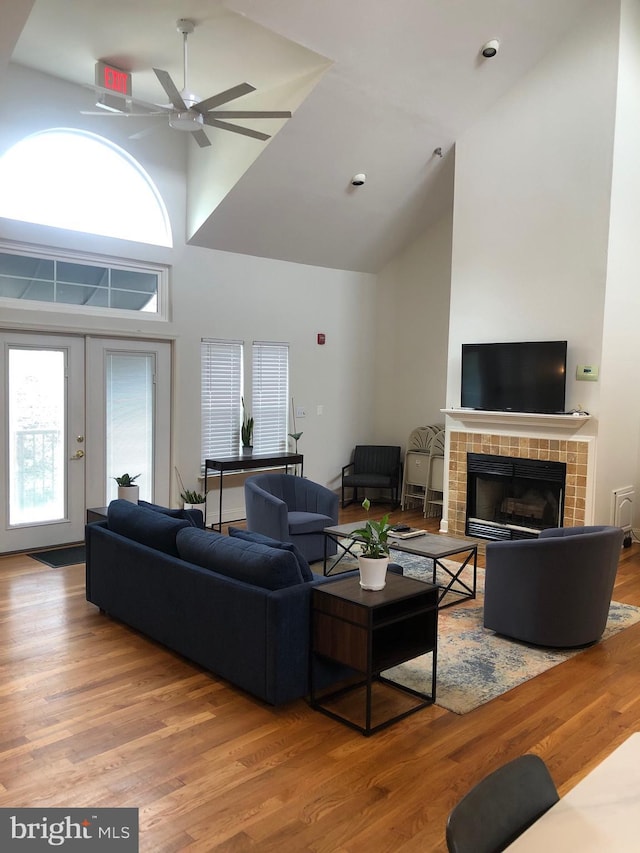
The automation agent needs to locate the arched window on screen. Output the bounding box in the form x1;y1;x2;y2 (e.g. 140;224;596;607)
0;128;172;247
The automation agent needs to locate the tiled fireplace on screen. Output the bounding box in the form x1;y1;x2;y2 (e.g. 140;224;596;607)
446;431;589;539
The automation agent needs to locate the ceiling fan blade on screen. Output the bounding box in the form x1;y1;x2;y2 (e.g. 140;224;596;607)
153;68;187;111
191;129;211;148
207;111;292;119
81;111;166;117
84;84;169;113
193;83;256;114
202;116;270;141
129;125;163;141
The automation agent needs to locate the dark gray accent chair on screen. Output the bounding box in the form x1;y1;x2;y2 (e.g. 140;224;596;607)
484;525;624;648
446;754;559;853
244;473;339;564
341;444;402;508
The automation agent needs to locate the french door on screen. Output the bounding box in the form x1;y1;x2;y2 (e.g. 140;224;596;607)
0;331;171;554
0;333;86;552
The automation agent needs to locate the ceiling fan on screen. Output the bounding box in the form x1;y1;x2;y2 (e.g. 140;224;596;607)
85;18;291;148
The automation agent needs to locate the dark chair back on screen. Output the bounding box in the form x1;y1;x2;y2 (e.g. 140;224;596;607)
446;754;559;853
353;445;400;475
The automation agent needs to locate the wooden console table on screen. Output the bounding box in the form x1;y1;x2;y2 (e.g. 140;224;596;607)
204;452;303;531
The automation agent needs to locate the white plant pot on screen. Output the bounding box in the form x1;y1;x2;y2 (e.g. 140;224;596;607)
117;485;139;504
357;555;390;591
184;502;205;523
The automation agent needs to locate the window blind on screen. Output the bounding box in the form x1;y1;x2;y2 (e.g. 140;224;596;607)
201;339;243;460
252;342;289;454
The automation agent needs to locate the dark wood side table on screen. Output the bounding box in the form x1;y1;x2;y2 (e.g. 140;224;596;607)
86;506;109;524
310;573;438;735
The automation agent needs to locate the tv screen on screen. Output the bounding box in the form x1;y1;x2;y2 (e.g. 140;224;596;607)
461;341;567;414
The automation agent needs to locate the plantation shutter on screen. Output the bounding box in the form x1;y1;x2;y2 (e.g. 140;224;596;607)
252;342;289;454
201;338;243;460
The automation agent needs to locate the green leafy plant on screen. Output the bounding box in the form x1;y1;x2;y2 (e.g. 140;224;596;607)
241;396;254;447
352;498;392;558
113;473;140;487
180;489;205;504
175;468;204;504
288;397;303;452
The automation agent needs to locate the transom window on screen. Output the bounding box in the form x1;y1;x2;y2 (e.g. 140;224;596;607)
0;246;166;317
0;128;172;247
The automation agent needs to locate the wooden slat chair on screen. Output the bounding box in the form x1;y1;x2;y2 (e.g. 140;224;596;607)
341;445;402;508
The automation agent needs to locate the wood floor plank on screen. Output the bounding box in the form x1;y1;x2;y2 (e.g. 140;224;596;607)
1;508;640;851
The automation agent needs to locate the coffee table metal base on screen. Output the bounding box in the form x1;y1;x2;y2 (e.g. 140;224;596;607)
323;522;477;609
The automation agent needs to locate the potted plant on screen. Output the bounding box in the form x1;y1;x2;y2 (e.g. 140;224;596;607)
241;396;254;455
352;498;393;590
175;469;206;520
180;488;206;521
288;397;303;453
114;473;140;504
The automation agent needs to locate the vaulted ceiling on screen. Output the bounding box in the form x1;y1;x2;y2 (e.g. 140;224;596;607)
3;0;596;273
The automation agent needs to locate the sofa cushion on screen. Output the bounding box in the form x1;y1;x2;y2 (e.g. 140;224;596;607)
107;499;191;557
176;528;304;590
138;500;202;528
228;527;314;581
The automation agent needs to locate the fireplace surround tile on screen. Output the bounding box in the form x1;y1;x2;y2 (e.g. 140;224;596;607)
447;431;588;537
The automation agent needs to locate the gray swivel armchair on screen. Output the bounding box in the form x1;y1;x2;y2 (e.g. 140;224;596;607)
244;473;339;564
484;525;624;647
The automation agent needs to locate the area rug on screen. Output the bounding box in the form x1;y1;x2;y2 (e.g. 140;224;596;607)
384;552;640;713
28;545;86;568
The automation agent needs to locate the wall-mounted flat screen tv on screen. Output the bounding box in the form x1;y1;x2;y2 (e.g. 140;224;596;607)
461;340;567;414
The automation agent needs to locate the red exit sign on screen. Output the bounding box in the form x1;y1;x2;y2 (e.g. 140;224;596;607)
95;61;131;96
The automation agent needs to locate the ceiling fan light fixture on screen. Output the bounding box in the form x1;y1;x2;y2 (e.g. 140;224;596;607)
169;110;204;131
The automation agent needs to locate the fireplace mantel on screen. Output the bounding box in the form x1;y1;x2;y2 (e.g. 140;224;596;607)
442;408;591;430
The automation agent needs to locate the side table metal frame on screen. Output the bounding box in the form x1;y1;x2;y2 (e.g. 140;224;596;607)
310;575;438;736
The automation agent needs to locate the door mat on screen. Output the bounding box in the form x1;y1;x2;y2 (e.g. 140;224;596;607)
28;545;86;568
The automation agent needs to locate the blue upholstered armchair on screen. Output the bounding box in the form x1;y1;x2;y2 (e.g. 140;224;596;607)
484;525;624;648
244;474;339;563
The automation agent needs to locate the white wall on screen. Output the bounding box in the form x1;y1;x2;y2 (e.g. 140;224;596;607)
374;161;454;449
444;0;623;525
0;64;377;520
596;0;640;525
170;245;377;518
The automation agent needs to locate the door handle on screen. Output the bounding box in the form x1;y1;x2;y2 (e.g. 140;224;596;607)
70;450;85;459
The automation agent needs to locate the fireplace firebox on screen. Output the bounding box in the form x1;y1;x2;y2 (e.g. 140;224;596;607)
466;453;566;541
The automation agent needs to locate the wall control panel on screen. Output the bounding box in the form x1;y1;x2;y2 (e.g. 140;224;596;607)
576;364;599;381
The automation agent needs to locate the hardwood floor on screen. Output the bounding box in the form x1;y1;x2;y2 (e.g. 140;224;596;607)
1;506;640;851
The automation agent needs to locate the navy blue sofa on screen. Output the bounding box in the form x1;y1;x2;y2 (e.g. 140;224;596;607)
85;499;352;705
